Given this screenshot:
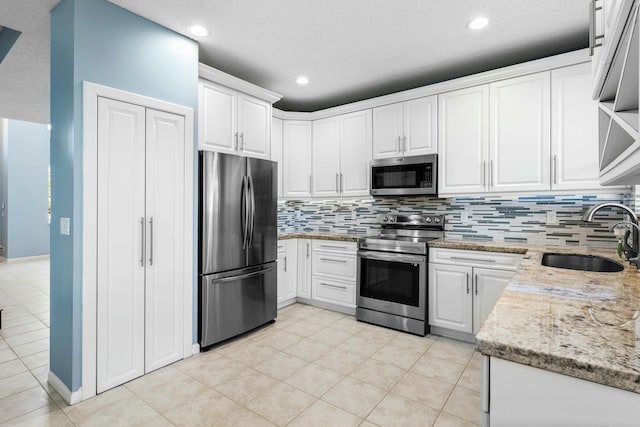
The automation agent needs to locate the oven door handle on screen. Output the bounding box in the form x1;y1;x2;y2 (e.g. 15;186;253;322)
358;250;425;264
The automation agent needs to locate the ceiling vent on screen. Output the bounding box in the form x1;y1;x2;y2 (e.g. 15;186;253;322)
0;26;22;65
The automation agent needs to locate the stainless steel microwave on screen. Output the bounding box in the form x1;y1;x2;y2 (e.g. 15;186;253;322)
370;154;437;196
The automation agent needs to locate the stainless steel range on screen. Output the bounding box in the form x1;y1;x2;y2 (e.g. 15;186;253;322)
356;214;444;336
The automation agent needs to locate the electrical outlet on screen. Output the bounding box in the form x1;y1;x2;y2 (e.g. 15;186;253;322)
546;211;558;225
60;217;71;235
461;212;470;224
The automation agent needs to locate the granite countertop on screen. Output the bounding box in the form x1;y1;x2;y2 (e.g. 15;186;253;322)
278;232;366;242
433;240;640;393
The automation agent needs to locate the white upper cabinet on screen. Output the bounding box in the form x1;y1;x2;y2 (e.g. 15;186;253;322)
489;71;551;193
373;96;437;159
438;85;489;195
283;120;313;198
312;110;372;198
551;63;602;190
199;80;271;159
271;117;284;197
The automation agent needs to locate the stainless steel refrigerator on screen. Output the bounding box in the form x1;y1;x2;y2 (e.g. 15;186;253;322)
199;151;277;348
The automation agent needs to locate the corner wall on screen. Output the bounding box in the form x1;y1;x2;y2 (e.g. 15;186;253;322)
50;0;198;393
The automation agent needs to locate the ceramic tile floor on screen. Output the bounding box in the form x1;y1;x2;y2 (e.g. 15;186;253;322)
0;258;483;426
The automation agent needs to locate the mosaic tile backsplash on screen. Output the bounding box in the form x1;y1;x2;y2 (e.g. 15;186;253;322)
278;191;636;248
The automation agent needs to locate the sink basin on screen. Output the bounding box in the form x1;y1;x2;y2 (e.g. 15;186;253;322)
541;253;624;273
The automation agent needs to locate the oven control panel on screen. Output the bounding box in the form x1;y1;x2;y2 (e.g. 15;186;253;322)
379;214;444;228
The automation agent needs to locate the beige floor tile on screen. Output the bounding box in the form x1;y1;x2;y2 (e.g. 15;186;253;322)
73;396;160;427
0;359;27;380
63;386;133;420
12;338;49;358
20;350;49;370
411;354;466;385
305;311;344;327
125;365;191;395
1;315;39;330
184;355;248;388
392;371;454;410
0;349;18;364
283;321;325;337
0;320;47;338
3;329;49;347
310;326;352;346
289;400;361;427
253;351;307;380
30;365;49;385
0;371;40;399
359;421;379;427
173;351;221;373
135;415;175;427
331;318;365;335
245;382;315;426
163;389;239;427
358;325;397;341
284;363;343;397
426;339;475;366
0;386;53;424
214;407;275;427
367;393;439;427
138;376;210;413
322;376;386;419
212;368;277;404
3;405;73;427
224;343;279;366
271;316;298;330
371;342;423;370
314;347;365;375
434;412;480;427
441;386;482;425
284;337;332;362
255;329;303;351
389;333;437;352
349;358;406;391
338;335;386;358
457;361;481;393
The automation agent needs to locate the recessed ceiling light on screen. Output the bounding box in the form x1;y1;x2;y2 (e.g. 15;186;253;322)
188;25;210;37
467;17;489;30
296;76;309;85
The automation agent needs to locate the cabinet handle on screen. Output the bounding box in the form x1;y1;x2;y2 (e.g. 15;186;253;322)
234;132;238;150
309;175;312;193
490;160;494;188
450;256;496;264
148;217;153;266
340;173;344;192
475;274;478;295
320;257;348;263
466;272;470;294
402;135;407;152
306;243;310;258
553;155;558;185
397;136;402;153
139;217;145;267
320;282;347;290
240;132;244;150
319;244;347;250
482;161;486;187
284;256;287;272
336;173;340;192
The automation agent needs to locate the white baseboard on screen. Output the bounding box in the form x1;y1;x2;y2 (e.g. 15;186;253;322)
48;371;82;405
191;343;200;355
7;254;50;263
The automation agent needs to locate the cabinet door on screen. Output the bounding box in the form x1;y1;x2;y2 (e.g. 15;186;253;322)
238;93;270;159
271;117;284;197
340;109;373;196
489;72;551;193
277;251;287;304
283;121;313;197
285;240;298;300
96;98;146;393
372;103;403;159
144;108;185;373
551;63;602;190
428;263;473;333
313;117;341;197
297;239;312;299
472;268;513;334
199;81;237;154
404;96;437;155
438;86;489;195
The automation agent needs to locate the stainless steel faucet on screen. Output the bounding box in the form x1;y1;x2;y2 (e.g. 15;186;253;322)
583;202;640;257
611;221;640;268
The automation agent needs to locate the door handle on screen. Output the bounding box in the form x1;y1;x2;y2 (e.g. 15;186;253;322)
241;176;249;250
148;217;153;266
215;266;274;283
247;176;255;248
340;173;344;192
490;160;494;188
240;132;244;150
475;274;478;295
319;257;348;263
403;135;407;152
306;243;310;258
284;256;287;272
320;282;347;290
482;161;486;188
466;272;470;294
139;217;145;267
397;136;401;153
234;132;239;150
309;175;312;193
553;155;558;185
336;173;339;192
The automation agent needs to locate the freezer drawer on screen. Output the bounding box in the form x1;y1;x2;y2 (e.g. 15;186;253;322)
199;262;277;348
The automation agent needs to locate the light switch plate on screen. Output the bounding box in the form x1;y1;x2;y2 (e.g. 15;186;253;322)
60;217;70;235
546;211;558;225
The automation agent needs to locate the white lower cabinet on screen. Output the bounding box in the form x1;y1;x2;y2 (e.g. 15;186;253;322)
277;240;297;308
428;248;522;336
311;241;357;309
312;277;356;307
297;239;312;299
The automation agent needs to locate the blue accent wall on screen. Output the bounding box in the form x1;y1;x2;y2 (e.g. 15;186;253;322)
50;0;198;392
5;120;50;258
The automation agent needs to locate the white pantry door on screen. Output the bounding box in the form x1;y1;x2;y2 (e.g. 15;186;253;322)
96;97;146;393
144;109;185;373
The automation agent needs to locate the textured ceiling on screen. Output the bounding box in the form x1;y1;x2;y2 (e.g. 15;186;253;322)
0;0;590;123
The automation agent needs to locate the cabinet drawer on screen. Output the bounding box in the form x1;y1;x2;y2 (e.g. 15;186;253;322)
312;277;355;307
312;252;357;281
429;248;523;270
312;240;357;254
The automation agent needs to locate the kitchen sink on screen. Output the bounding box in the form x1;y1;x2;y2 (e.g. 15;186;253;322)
541;253;624;273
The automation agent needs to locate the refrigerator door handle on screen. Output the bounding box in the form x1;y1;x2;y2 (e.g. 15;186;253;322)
241;176;249;250
214;265;274;283
247;175;256;248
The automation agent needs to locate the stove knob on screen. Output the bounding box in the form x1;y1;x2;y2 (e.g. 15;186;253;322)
383;216;389;222
434;218;441;223
389;216;396;223
425;217;432;223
